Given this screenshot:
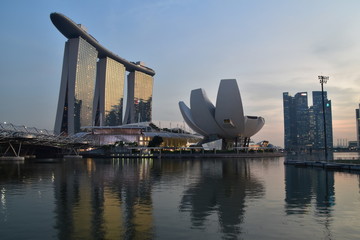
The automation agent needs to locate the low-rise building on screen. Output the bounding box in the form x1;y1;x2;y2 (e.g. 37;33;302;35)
82;122;202;147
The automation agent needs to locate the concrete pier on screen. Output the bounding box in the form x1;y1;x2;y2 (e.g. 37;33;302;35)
0;156;25;161
284;160;360;172
63;155;83;159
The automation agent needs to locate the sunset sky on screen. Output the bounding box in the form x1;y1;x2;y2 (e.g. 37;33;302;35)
1;0;359;147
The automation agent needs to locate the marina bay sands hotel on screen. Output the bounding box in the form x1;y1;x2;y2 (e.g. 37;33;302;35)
51;13;155;135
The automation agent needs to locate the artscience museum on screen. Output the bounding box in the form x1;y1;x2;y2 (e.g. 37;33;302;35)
179;79;265;149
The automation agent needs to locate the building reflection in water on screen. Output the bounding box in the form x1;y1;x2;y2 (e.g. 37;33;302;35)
53;158;155;240
52;158;266;239
284;165;335;237
178;159;265;237
285;166;335;214
3;158;360;239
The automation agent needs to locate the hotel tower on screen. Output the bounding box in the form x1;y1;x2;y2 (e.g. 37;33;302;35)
51;13;155;135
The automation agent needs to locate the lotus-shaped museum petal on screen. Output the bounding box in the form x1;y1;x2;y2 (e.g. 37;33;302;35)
179;79;265;140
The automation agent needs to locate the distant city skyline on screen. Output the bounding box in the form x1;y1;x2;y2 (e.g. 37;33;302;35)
1;1;360;146
283;91;333;150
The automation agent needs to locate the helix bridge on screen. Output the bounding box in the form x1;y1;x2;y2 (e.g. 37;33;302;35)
0;122;94;159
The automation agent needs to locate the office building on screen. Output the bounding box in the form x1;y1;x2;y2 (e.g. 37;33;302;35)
283;91;333;150
283;92;293;149
51;13;155;135
283;92;310;150
311;91;333;149
356;104;360;147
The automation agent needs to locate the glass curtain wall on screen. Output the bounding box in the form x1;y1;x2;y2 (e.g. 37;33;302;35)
124;71;153;124
94;57;125;126
73;37;98;133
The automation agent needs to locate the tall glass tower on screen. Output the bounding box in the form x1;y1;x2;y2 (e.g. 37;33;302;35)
311;91;333;149
124;70;154;124
283;91;333;151
93;57;126;126
283;92;294;149
283;92;310;150
356;104;360;147
54;37;98;135
294;92;310;149
51;13;155;135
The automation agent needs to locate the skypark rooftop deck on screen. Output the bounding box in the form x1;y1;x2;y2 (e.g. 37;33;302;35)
50;12;155;76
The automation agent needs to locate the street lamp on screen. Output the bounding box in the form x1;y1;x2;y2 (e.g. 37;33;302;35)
318;75;329;161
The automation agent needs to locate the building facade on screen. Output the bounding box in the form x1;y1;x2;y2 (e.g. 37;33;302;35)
282;92;293;149
81;123;202;147
54;37;98;134
283;91;333;150
124;69;154;124
283;92;310;150
51;13;155;135
311;91;333;149
356;104;360;147
179;79;265;150
93;57;126;126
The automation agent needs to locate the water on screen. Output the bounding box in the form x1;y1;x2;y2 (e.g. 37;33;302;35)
1;156;360;239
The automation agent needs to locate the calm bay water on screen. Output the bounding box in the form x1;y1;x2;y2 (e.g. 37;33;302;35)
1;156;360;239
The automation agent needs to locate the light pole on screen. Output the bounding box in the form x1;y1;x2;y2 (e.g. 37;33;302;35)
318;75;329;161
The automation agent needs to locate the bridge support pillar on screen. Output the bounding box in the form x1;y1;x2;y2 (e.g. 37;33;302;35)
0;141;25;160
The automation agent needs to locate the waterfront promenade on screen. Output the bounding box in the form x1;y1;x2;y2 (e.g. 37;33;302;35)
82;146;284;159
284;151;360;172
285;159;360;171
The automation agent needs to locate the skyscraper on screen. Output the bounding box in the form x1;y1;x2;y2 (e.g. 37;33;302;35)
51;13;155;135
283;92;310;150
311;91;333;149
54;37;98;135
283;92;293;149
124;69;154;124
283;91;333;150
93;57;126;126
356;104;360;147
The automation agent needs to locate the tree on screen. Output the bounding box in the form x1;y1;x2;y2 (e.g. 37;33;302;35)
148;136;163;147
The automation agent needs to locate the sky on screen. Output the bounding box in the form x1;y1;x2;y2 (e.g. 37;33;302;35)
1;0;360;147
